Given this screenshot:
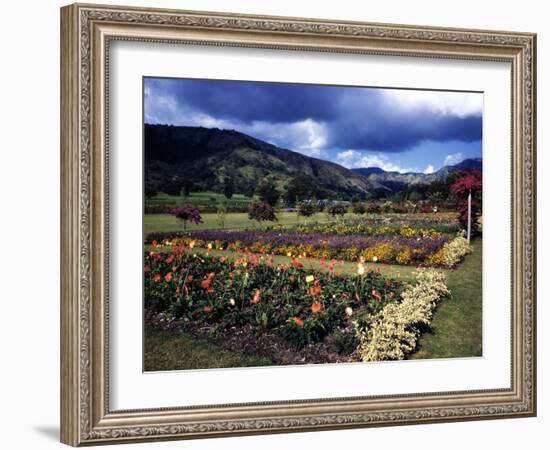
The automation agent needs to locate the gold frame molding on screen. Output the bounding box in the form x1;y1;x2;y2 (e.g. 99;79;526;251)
60;3;537;446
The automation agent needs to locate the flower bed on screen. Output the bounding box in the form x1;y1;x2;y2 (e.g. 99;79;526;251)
288;221;460;237
145;243;405;351
151;230;450;266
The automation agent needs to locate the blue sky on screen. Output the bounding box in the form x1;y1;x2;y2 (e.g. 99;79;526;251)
144;78;482;173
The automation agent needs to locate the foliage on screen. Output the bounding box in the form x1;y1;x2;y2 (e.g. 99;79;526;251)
356;268;450;361
327;202;348;218
297;201;316;218
352;202;366;215
170;206;202;230
248;201;277;223
257;180;281;207
427;232;473;268
223;176;234;199
450;170;483;231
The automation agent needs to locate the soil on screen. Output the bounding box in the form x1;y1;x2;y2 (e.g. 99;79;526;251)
145;310;362;366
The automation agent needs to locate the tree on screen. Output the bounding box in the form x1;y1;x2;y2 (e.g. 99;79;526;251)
451;170;482;241
352;202;366;215
223;176;234;199
297;201;316;221
180;179;193;197
170;206;203;230
248;201;277;225
144;180;158;199
257;180;280;207
327;202;348;220
216;202;228;229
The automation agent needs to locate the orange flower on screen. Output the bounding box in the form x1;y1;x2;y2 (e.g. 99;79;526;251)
151;240;158;247
153;274;162;282
251;289;261;305
293;317;304;327
311;301;322;314
308;283;322;297
201;279;210;289
164;272;173;282
203;305;213;313
292;259;303;268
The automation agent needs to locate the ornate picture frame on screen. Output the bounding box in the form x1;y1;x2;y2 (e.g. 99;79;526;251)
60;3;536;446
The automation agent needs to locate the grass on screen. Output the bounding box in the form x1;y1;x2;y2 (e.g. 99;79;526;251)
144;325;272;371
144;211;349;234
147;191;252;210
411;238;482;359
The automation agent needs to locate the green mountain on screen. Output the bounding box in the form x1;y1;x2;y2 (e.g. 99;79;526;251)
145;125;387;198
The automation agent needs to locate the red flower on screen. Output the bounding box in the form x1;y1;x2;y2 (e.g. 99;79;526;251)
164;272;173;282
292;259;303;268
203;305;213;313
153;274;162;282
251;289;261;305
311;301;322;314
143;265;150;273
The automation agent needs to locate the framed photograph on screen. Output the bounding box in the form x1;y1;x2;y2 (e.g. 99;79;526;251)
60;3;536;446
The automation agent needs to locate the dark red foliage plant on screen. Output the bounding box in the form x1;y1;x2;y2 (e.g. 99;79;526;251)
170;205;203;230
450;170;482;232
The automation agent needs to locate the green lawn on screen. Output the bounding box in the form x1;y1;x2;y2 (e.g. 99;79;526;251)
144;211;352;235
144;325;272;371
147;191;252;210
411;238;482;359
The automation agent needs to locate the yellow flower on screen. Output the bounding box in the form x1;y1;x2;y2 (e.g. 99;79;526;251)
345;307;353;317
242;261;248;268
305;275;315;283
286;252;292;257
372;256;378;263
357;263;365;275
207;243;213;250
189;241;196;249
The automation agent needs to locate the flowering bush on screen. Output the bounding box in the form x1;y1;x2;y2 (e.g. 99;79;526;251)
356;268;450;361
144;242;404;350
426;232;473;268
248;201;277;223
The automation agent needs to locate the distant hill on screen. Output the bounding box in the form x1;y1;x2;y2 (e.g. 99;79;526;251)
351;158;482;193
145;124;389;198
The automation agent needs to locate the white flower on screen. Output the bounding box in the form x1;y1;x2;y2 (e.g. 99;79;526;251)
229;298;236;307
372;256;378;263
357;263;365;275
345;307;353;317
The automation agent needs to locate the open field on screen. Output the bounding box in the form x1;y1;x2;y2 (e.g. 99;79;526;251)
146;191;253;210
144;211;342;234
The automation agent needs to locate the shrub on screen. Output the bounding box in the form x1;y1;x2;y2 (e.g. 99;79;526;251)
327;202;348;218
356;268;450;361
248;201;277;224
170;206;202;230
366;203;381;214
297;201;316;218
351;202;366;214
427;231;473;267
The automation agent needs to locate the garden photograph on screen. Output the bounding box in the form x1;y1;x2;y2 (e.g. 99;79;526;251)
142;78;483;371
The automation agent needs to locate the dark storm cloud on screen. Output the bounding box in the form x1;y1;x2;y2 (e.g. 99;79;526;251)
144;78;482;152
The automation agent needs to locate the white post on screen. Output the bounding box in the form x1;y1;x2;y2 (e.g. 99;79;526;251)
467;190;472;243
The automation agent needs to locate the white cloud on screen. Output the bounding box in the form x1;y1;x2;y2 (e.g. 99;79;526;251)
424;164;436;174
383;90;483;118
336;150;417;173
443;152;464;166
